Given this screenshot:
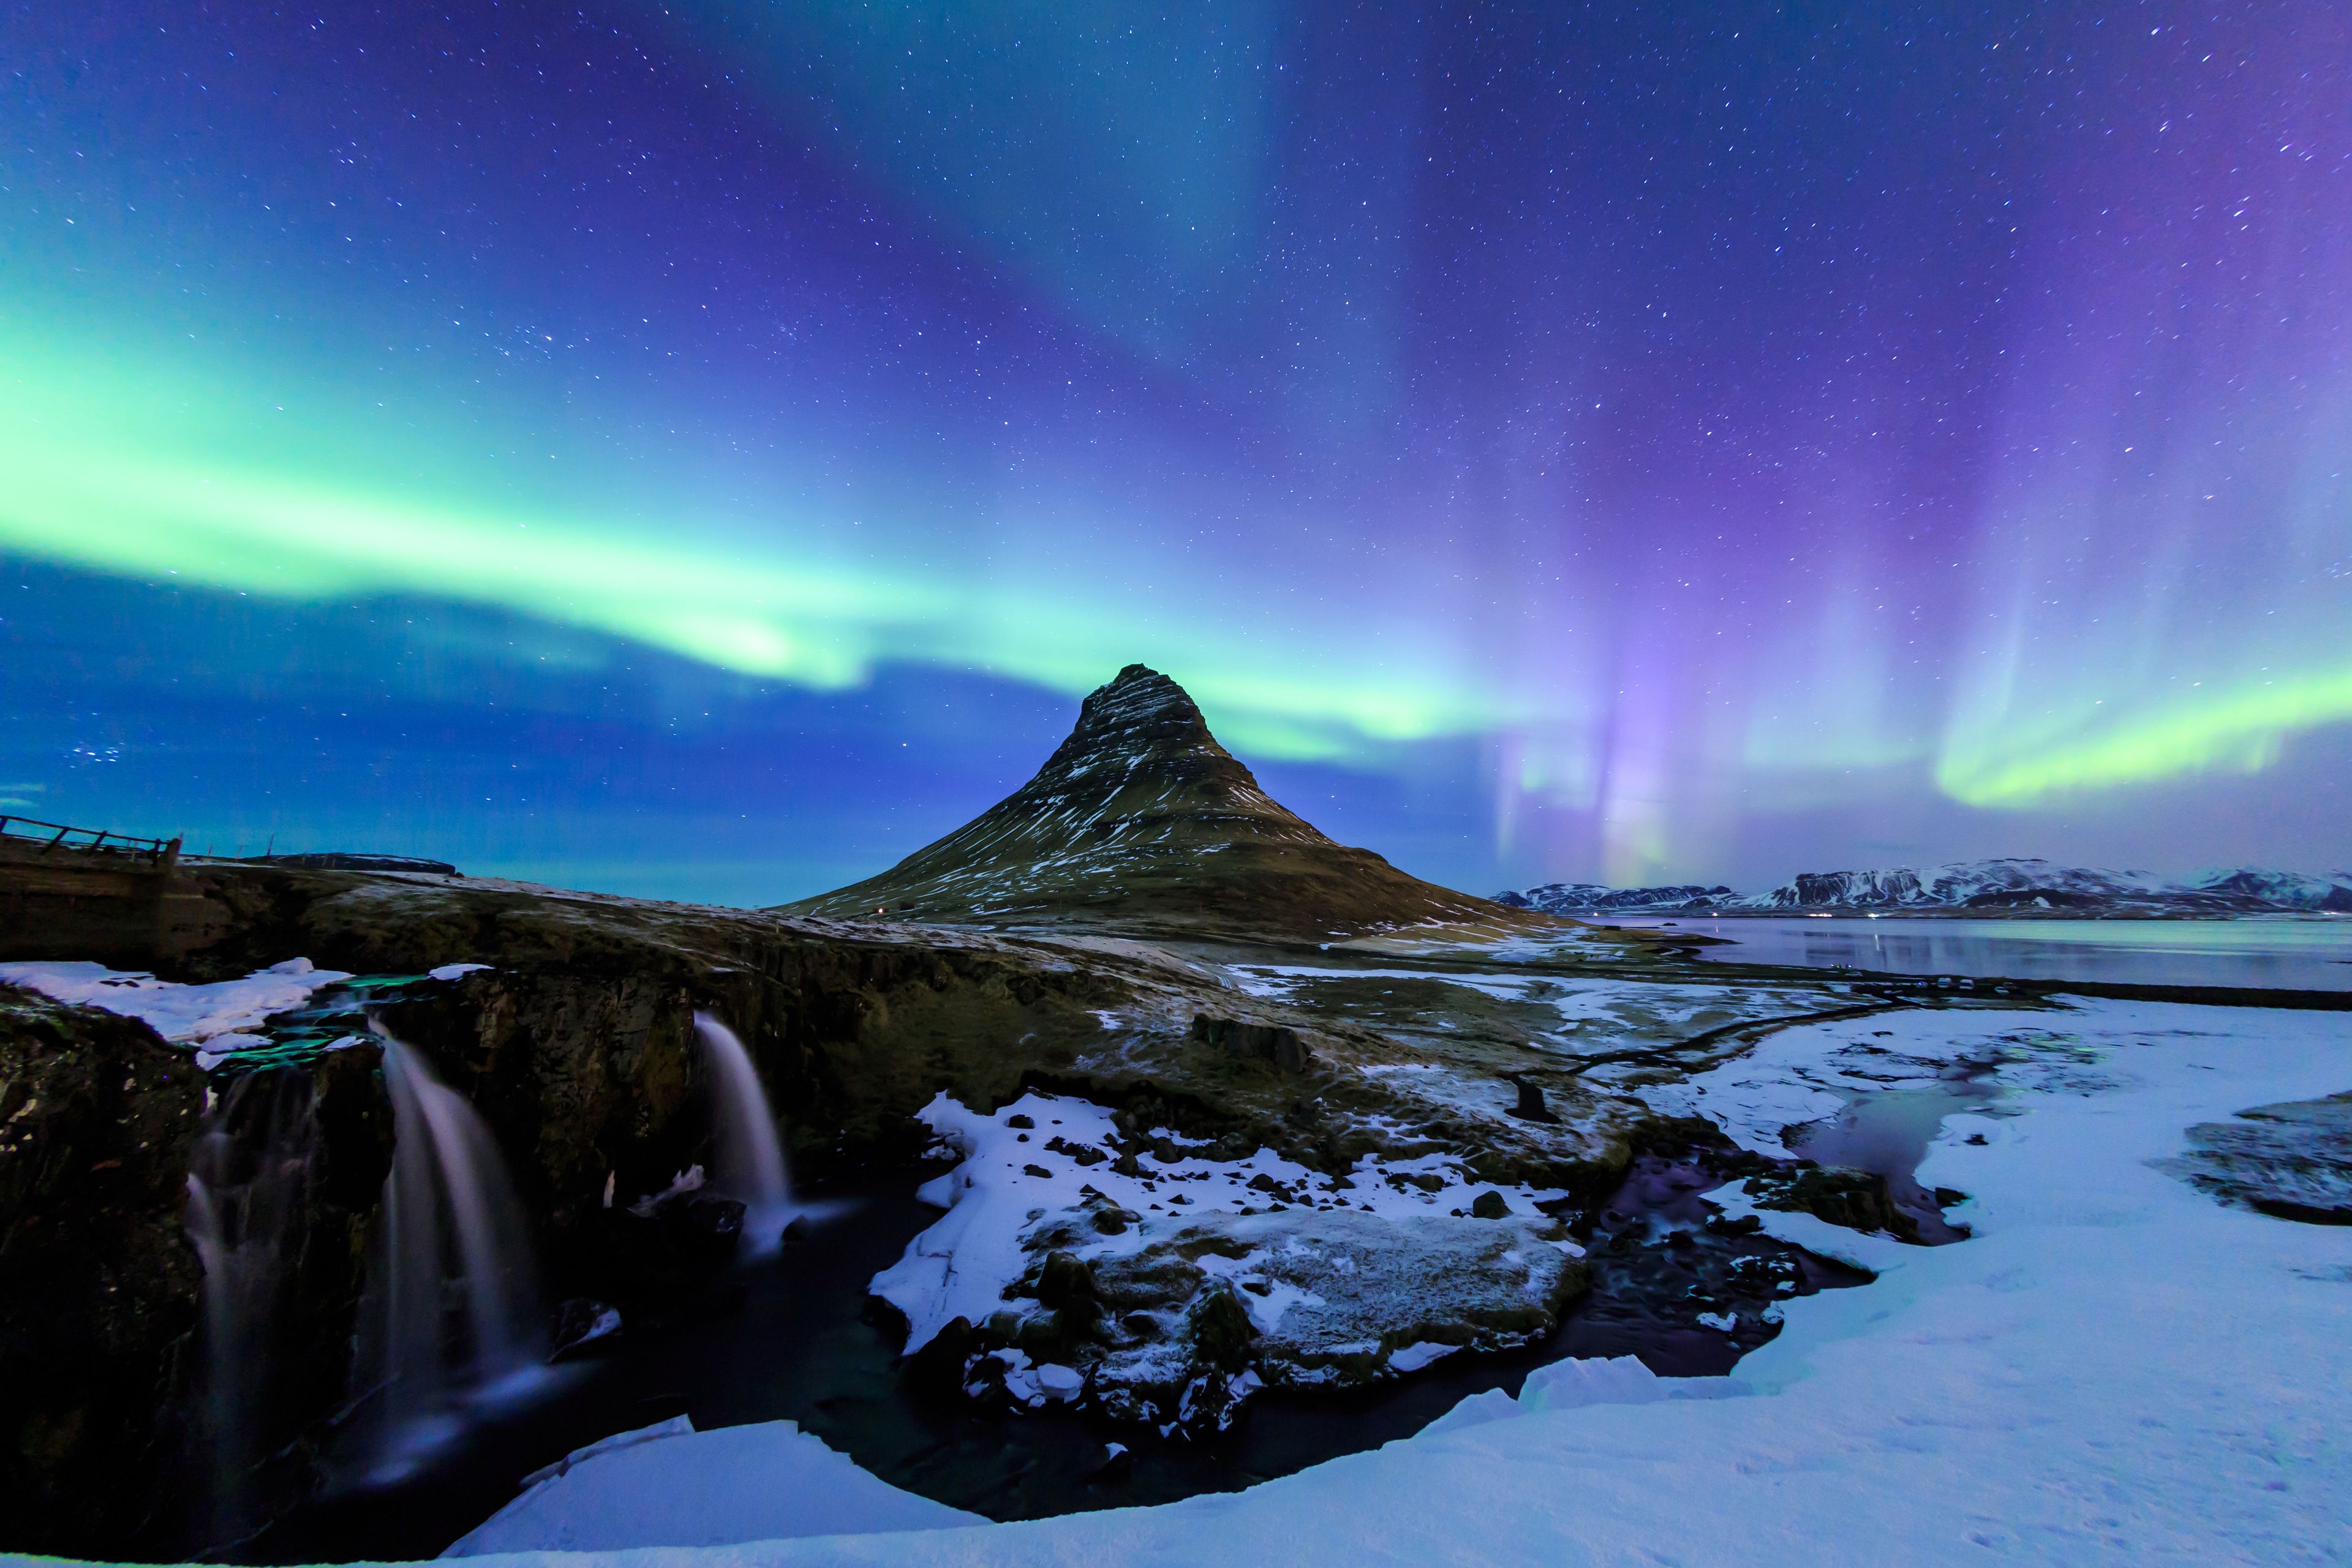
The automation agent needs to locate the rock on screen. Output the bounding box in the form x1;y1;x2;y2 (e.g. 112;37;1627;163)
1747;1165;1918;1241
120;855;1135;1251
1191;1014;1317;1074
1023;1163;1054;1179
1469;1189;1510;1219
780;1213;813;1246
1033;1362;1086;1401
1508;1075;1559;1123
1186;1282;1259;1374
2158;1093;2352;1224
600;1191;750;1322
1077;1210;1586;1431
550;1298;624;1360
1016;1312;1068;1352
1006;1114;1035;1129
0;986;205;1557
1088;1442;1134;1485
660;1193;747;1267
1036;1250;1099;1318
903;1315;978;1400
1045;1134;1107;1166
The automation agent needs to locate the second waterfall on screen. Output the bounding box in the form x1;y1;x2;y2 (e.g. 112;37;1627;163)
694;1011;792;1247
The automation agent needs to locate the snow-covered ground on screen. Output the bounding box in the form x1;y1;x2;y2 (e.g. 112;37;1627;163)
440;996;2352;1566
872;1090;1571;1359
441;1419;981;1555
0;957;352;1050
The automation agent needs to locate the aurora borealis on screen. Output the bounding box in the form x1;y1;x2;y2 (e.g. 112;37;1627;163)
3;1;2346;903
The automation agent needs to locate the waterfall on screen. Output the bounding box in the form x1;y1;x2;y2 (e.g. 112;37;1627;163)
693;1011;791;1243
352;1033;543;1484
184;1069;317;1542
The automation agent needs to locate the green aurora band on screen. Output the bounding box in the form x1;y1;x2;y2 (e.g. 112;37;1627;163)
0;329;1510;766
6;322;2345;815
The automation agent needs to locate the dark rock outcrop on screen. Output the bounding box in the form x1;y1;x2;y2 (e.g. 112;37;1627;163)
1746;1164;1923;1243
0;986;206;1556
2157;1093;2352;1224
1190;1013;1317;1074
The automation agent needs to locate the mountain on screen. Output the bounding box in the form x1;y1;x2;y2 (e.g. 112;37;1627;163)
780;665;1535;940
1746;858;2352;913
1750;859;2168;911
1493;859;2352;916
1495;883;1740;914
2179;869;2352;913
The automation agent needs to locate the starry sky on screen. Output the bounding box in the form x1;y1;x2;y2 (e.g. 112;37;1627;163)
3;1;2347;905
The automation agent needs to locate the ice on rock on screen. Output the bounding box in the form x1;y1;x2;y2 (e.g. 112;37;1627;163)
1033;1363;1085;1401
869;1088;1585;1430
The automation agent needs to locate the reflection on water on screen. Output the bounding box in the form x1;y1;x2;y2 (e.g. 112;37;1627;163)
1616;916;2352;991
1787;1078;1999;1244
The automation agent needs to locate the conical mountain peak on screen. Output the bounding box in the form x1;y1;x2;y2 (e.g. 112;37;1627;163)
1043;665;1214;759
783;665;1532;938
1030;666;1261;802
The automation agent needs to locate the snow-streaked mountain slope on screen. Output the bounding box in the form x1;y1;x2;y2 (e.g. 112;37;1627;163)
783;665;1536;939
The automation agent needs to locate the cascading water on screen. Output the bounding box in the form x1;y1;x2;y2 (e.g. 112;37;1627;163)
352;1033;544;1484
184;1068;318;1542
693;1011;791;1245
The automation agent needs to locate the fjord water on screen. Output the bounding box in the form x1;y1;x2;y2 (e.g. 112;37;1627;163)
1620;916;2352;991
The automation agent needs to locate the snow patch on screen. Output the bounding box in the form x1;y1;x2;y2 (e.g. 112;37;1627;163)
441;1417;982;1554
0;957;353;1047
1386;1341;1460;1373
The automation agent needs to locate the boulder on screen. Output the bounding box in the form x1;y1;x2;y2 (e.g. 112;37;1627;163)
1191;1014;1317;1074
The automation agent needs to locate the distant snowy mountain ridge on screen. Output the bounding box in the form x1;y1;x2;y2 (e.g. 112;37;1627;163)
1495;858;2352;914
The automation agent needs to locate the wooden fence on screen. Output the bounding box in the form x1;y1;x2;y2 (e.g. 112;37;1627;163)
0;816;181;866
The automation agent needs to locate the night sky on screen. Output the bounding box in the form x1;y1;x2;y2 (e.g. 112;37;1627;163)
3;1;2346;905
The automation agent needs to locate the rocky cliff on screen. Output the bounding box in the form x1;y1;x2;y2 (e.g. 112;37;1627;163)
0;986;207;1556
